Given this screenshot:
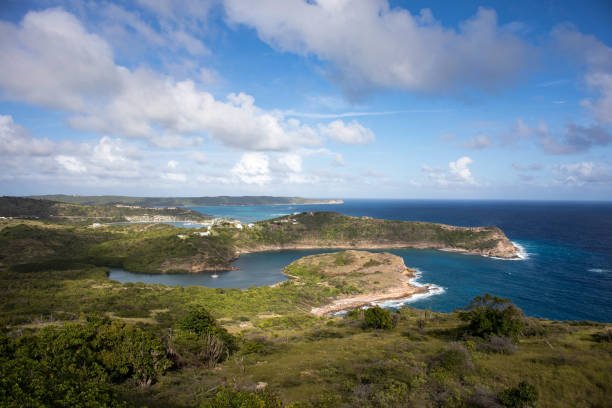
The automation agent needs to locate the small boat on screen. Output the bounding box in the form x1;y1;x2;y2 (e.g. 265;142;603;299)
211;274;219;278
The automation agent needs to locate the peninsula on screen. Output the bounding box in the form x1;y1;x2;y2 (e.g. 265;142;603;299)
0;198;519;274
283;250;429;315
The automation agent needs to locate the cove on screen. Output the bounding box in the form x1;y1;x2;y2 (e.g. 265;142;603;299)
107;241;612;322
108;249;341;289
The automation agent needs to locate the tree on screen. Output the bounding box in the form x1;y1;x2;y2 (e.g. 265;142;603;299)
364;306;396;330
459;294;524;339
173;306;238;367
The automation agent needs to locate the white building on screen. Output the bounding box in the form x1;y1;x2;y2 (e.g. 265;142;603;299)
236;223;243;229
92;223;102;228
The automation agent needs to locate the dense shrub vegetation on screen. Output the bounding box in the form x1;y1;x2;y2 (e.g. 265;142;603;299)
459;294;525;339
0;316;171;407
171;306;238;367
498;381;538;407
199;386;284;408
364;306;396;330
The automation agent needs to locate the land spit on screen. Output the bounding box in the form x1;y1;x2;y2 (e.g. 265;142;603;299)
281;250;432;316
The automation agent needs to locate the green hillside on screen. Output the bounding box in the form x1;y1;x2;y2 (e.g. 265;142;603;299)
0;196;210;223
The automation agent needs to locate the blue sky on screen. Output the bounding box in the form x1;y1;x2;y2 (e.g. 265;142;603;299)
0;0;611;199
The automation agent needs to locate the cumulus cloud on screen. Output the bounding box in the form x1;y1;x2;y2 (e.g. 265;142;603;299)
231;153;271;185
0;115;54;156
554;162;612;186
422;156;476;186
319;120;375;144
223;1;532;95
0;9;372;153
0;117;154;184
278;154;302;173
0;9;123;111
553;24;612;124
55;155;87;174
463;134;492;149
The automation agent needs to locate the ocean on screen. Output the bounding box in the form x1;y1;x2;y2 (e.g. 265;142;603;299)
110;200;612;322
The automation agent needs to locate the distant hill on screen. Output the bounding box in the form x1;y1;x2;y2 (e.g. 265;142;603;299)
28;195;343;207
0;196;210;223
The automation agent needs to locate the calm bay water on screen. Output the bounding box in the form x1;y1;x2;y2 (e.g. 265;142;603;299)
109;200;612;322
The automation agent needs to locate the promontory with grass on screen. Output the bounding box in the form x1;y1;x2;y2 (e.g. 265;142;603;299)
283;250;429;315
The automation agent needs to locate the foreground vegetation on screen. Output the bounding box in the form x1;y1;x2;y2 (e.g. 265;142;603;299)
1;217;609;407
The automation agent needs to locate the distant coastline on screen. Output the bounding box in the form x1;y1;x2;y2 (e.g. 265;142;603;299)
27;195;343;207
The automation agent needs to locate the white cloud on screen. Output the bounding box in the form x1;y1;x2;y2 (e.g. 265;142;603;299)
161;172;187;182
555;162;611;186
231;152;271;185
422;156;476;186
0;9;370;154
319;120;375;144
223;1;531;95
0;115;54;156
0;8;123;111
449;156;475;184
56;155;87;173
278;154;302;172
167;160;179;169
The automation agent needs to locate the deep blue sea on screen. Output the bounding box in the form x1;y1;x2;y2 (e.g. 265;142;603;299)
110;200;612;322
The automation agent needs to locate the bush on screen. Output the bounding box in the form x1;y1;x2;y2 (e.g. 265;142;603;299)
0;316;172;407
179;306;237;351
364;306;396;330
172;306;238;367
498;381;538;407
199;386;283;408
459;294;524;339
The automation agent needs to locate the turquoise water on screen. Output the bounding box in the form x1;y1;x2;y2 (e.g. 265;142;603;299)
110;200;612;322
